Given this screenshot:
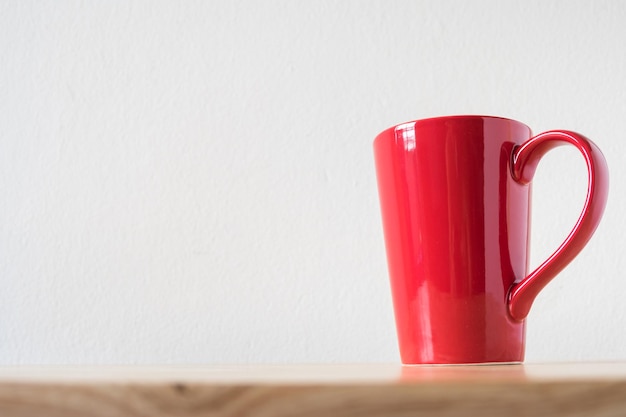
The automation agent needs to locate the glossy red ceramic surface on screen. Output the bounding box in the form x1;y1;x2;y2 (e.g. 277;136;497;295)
373;116;608;364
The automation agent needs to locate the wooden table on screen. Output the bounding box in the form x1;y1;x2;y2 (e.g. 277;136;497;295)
0;363;625;416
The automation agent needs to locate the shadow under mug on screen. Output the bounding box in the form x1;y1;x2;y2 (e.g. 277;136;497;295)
373;115;608;364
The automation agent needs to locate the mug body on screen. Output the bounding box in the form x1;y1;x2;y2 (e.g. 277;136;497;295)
374;115;533;364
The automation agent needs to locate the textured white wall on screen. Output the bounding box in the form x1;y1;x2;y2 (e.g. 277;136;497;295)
1;0;625;364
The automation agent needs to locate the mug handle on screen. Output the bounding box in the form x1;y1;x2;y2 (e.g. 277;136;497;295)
507;130;609;322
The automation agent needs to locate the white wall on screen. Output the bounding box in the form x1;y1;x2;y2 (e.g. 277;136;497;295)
1;0;625;364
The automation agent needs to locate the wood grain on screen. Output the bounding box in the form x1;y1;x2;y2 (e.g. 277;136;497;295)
0;363;625;417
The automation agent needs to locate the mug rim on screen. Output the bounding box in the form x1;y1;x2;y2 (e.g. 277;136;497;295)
375;115;532;142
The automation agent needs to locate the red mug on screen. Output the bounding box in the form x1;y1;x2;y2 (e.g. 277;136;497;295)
373;115;608;364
